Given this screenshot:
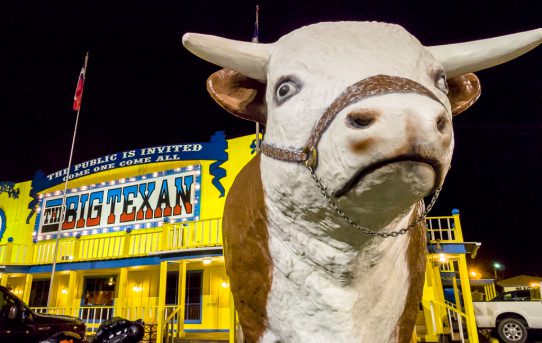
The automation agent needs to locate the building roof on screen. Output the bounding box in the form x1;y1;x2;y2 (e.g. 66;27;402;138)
497;275;542;287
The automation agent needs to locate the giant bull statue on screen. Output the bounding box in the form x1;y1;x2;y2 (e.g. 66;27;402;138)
182;22;542;342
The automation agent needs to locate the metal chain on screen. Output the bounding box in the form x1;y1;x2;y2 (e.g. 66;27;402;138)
307;166;442;238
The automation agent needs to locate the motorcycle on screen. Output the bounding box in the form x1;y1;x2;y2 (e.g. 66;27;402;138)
93;317;145;343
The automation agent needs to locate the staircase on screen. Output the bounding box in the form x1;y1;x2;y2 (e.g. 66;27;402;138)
414;309;473;342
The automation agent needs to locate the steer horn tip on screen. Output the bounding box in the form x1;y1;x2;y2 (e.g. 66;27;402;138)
181;33;193;47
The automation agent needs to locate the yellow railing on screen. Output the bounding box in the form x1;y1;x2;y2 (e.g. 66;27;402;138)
425;299;469;343
426;213;462;243
0;218;223;265
31;304;177;335
0;213;460;265
167;220;223;249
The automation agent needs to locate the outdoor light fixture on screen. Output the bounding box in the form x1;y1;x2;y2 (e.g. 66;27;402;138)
133;285;143;293
221;280;229;288
203;258;212;265
492;261;505;280
438;254;447;263
61;288;68;294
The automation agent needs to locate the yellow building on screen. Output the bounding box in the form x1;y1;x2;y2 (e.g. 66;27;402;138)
0;132;258;342
0;132;481;342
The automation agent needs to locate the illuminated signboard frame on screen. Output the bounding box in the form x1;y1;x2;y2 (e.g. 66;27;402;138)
0;208;5;242
34;164;201;241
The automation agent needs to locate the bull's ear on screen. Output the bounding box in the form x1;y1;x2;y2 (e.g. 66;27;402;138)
447;73;481;116
206;68;267;125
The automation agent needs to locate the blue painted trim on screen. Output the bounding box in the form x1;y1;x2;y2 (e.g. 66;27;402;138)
427;243;467;254
30;256;161;273
0;209;6;242
45;199;63;207
20;249;222;274
4;265;30;273
440;271;458;278
161;252;223;261
185;319;202;324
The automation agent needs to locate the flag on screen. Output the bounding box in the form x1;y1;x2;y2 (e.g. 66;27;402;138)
252;5;260;43
73;66;86;111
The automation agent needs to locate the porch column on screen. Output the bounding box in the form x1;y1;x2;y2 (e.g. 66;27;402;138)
114;268;128;318
0;273;8;287
22;274;33;303
458;254;479;343
229;290;236;343
156;261;168;343
66;271;78;316
176;261;187;338
421;259;438;342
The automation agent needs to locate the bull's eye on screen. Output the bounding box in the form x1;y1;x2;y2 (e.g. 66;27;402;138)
275;80;300;103
435;73;448;95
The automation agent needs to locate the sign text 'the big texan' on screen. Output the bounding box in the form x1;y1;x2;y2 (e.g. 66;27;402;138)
36;166;201;236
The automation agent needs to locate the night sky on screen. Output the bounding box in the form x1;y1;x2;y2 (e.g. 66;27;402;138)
1;1;541;278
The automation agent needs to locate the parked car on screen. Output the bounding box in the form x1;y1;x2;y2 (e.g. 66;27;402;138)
0;285;86;342
474;290;542;343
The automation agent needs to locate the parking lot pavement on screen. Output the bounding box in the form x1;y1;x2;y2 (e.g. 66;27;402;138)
529;329;542;342
483;329;542;342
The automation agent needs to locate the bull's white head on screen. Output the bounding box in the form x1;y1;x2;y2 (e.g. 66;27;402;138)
184;22;541;230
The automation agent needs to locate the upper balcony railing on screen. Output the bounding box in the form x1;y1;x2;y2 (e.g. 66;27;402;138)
0;217;223;265
0;212;461;266
426;212;463;244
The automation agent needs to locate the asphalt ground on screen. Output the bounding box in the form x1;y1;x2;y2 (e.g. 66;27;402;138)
481;328;542;343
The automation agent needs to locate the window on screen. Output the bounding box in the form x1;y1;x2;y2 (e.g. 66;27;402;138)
185;270;202;322
165;272;179;305
29;279;50;307
81;276;116;321
494;290;532;302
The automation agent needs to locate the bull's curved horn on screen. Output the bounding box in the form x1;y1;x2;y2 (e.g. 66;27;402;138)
429;29;542;78
182;33;271;81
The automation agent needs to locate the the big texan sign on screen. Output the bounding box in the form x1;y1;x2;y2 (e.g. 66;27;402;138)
35;165;201;237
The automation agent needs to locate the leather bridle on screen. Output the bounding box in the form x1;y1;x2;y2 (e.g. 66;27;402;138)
259;74;449;238
261;74;448;169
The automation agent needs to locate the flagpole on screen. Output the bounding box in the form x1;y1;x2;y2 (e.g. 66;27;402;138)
252;5;261;152
46;52;89;311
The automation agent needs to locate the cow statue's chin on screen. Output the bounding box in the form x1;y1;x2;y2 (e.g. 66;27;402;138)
338;161;436;223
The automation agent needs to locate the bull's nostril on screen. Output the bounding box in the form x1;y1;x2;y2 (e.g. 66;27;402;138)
436;114;448;133
346;109;378;129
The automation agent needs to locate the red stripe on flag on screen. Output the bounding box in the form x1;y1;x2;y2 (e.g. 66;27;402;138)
73;67;85;111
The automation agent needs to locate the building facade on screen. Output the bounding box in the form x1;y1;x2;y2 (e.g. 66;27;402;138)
0;132;259;341
0;132;481;342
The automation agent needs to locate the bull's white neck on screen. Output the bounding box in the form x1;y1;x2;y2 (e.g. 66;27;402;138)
261;166;419;342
